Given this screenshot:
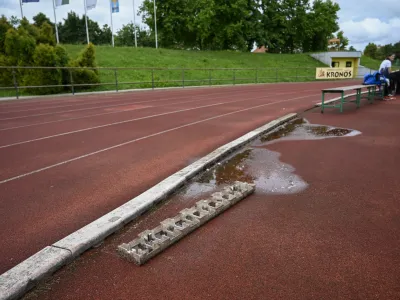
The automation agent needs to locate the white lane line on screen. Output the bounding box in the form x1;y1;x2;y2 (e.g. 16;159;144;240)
0;90;231;114
0;83;289;110
0;93;319;185
0;85;242;110
0;88;273;121
0;97;227;131
0;88;316;130
0;91;313;149
0;84;284;114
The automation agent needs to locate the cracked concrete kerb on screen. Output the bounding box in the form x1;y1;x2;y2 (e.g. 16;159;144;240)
0;112;297;300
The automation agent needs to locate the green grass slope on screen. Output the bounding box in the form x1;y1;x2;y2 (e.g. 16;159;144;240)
360;56;381;70
64;45;326;91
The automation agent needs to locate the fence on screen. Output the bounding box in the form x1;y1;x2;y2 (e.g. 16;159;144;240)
0;66;369;99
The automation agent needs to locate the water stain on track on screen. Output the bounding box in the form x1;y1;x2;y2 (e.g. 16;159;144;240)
179;117;361;198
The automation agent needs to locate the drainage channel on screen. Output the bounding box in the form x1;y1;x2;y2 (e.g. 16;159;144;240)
118;117;361;265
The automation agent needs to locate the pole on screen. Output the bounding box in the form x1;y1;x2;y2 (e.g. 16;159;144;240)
52;0;60;44
110;0;114;47
84;0;90;44
133;0;137;47
154;0;158;48
19;0;24;19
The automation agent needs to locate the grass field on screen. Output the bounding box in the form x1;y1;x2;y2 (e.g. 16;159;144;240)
360;56;381;70
1;45;328;97
360;55;400;71
63;45;326;91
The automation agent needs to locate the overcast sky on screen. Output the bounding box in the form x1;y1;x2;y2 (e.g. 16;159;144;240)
0;0;399;52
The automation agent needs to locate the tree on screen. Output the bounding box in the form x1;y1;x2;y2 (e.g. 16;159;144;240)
336;30;349;50
33;13;53;28
9;16;20;27
259;0;287;53
98;24;112;45
363;43;378;59
0;15;12;53
115;23;137;47
349;46;356;51
303;0;340;52
280;0;312;53
139;0;262;51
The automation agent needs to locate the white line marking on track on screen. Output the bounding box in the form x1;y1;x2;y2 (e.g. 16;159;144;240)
0;92;318;149
0;97;228;131
0;93;319;185
0;89;270;121
0;85;290;114
0;89;235;114
0;89;304;131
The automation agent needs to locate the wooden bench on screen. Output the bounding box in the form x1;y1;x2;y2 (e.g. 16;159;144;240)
320;84;378;113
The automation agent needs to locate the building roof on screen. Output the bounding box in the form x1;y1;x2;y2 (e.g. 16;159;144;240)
252;46;268;53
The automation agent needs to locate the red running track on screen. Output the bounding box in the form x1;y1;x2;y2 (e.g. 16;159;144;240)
0;80;358;274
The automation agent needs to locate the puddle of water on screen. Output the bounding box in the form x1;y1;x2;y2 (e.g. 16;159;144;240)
180;148;308;198
179;117;361;200
256;118;361;146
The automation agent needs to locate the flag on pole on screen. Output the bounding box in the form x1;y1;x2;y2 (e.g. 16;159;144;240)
86;0;97;10
55;0;69;6
22;0;39;2
111;0;119;13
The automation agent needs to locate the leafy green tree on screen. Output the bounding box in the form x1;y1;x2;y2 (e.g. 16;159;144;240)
9;16;20;27
33;13;54;28
363;43;378;58
303;0;340;52
139;0;261;51
336;30;349;50
0;15;12;53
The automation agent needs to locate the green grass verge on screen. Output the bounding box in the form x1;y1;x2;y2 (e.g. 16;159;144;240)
360;56;381;70
1;45;328;98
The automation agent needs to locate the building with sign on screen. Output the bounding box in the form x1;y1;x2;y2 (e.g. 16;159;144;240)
310;51;363;79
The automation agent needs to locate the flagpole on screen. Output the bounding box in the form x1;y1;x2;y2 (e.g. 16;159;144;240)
153;0;158;48
84;0;90;44
110;1;114;47
19;0;24;19
132;0;137;47
52;0;60;44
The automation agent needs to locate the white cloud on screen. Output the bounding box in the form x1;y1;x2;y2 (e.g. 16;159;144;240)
340;17;400;51
336;0;400;22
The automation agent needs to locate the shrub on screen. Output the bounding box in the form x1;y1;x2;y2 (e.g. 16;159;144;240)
4;27;36;83
23;44;62;94
70;43;100;90
0;54;13;87
55;45;70;88
37;22;56;46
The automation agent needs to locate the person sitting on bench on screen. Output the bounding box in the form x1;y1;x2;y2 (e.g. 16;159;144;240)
379;54;396;99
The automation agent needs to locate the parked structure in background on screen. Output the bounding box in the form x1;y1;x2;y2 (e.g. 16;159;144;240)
328;38;341;51
252;46;268;53
310;51;370;78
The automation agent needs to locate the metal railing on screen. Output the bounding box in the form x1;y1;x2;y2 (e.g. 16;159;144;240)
0;66;368;99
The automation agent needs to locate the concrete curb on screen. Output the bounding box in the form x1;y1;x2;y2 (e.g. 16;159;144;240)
0;112;298;300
